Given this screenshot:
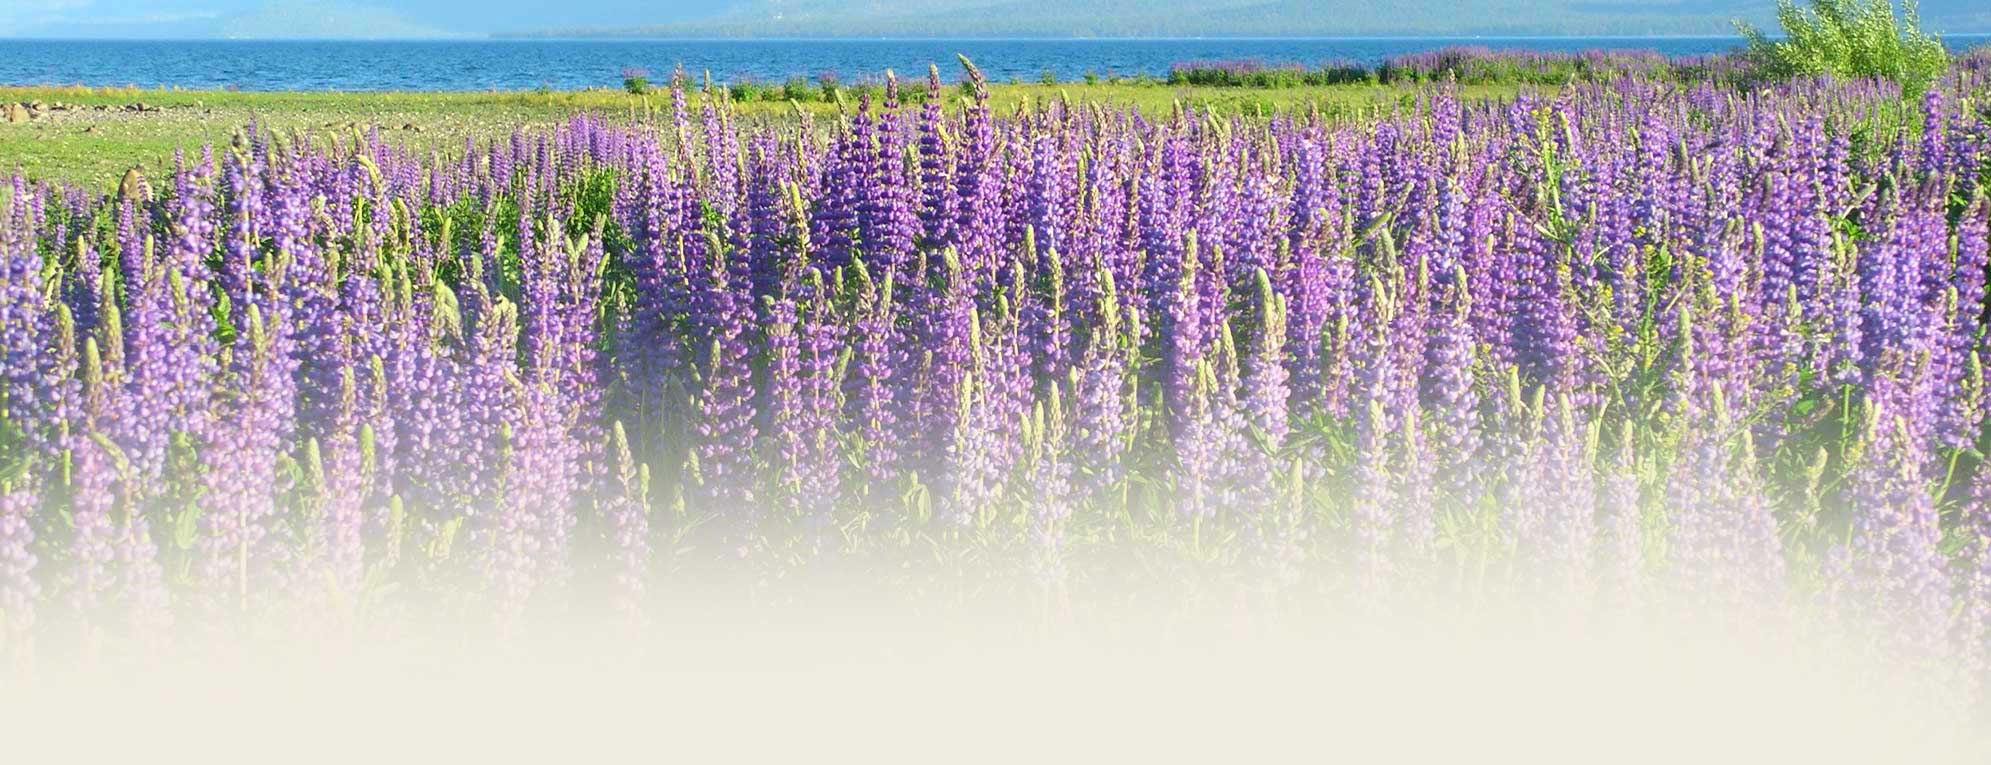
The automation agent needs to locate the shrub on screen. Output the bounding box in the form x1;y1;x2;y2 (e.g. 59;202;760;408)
1375;47;1673;86
620;66;650;95
782;77;816;102
1735;0;1949;96
728;79;766;103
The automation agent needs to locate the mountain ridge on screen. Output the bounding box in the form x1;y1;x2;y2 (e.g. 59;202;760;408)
501;0;1991;39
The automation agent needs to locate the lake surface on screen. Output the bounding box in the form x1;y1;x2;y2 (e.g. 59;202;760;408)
2;36;1988;92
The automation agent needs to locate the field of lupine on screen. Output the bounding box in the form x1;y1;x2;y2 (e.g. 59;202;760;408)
1170;45;1758;87
3;56;1991;695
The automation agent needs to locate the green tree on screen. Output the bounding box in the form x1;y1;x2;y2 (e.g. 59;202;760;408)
1736;0;1949;96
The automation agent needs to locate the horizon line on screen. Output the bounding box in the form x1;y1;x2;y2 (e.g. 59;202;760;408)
4;32;1989;44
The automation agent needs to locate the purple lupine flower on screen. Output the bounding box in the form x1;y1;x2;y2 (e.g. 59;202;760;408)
810;105;868;272
65;231;104;341
687;229;759;519
950;57;1005;288
195;297;299;611
1506;211;1580;397
1070;268;1134;501
116;168;219;488
1919;87;1947;177
861;72;920;279
792;268;843;520
915;64;955;247
1024;383;1075;584
911;249;975;477
1350;398;1397;591
1662;394;1785;613
763;294;806;507
843;260;903;496
618;148;692;434
1860;190;1949;449
64;426;121;623
1523;396;1596;600
66;309;170;636
1937;195;1990;449
741;136;790;311
1278;209;1333;416
1237;268;1290;529
217;144;264;317
1;192;54;450
601;421;650;620
1021;227;1074;388
114;199;144;299
1024;133;1078;261
1423;265;1480;496
1837;402;1953;660
1163;234;1229;520
1155;228;1209;418
701;86;742;221
3;68;1991;663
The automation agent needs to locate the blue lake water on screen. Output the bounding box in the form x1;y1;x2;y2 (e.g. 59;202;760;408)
0;36;1975;91
1;36;1988;92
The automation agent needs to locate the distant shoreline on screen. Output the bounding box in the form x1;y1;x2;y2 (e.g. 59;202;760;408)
1;35;1984;94
7;33;1989;43
493;34;1989;42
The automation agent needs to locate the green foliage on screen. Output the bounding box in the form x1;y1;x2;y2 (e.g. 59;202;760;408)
843;81;882;105
781;77;817;103
621;67;651;96
621;67;652;95
1168;62;1374;88
1736;0;1949;96
728;80;767;102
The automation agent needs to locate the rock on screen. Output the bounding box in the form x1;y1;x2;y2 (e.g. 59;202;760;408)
118;167;146;202
4;103;27;124
402;123;421;132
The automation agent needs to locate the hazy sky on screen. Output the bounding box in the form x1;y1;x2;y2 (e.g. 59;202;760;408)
0;0;725;37
2;0;1985;39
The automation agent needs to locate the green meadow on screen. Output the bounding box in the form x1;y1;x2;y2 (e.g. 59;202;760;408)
0;81;1522;188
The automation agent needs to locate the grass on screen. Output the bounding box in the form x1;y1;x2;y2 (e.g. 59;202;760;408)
0;82;1524;189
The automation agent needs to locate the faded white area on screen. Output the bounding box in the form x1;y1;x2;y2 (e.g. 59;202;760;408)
4;597;1979;764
